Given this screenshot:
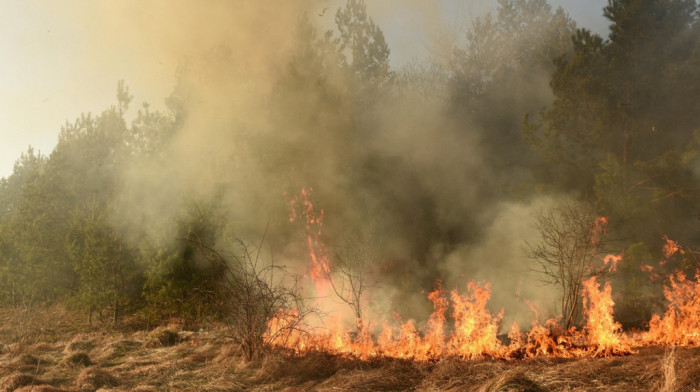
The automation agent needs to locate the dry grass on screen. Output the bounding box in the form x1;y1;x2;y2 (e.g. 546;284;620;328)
2;307;700;391
0;371;36;392
474;369;547;392
659;348;676;392
74;366;118;390
143;328;180;348
13;385;70;392
59;352;91;368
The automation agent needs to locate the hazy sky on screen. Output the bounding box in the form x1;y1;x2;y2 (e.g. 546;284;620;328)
0;0;608;179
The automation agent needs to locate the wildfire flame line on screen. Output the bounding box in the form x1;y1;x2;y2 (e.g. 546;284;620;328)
264;275;668;360
281;195;700;361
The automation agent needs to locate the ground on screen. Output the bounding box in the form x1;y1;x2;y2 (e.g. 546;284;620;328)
0;307;698;391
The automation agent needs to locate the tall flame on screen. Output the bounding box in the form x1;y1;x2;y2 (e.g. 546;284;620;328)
288;188;331;291
644;270;700;346
582;276;630;356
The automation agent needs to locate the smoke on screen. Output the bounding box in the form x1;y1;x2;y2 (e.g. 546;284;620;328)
439;197;563;329
109;0;575;328
115;1;319;243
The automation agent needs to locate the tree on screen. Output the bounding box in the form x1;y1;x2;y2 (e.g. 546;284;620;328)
525;202;614;328
526;0;700;265
67;200;140;324
0;148;46;305
334;0;391;88
139;206;228;326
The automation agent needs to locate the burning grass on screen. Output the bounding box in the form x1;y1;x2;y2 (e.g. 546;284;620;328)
0;309;699;391
1;264;700;390
266;277;640;361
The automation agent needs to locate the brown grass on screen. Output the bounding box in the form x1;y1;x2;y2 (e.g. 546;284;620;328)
13;386;71;392
658;348;676;392
143;328;180;348
74;366;118;390
475;369;547;392
0;372;36;392
3;307;700;391
59;352;91;368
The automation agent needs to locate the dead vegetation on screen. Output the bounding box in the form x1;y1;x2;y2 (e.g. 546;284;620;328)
1;307;700;391
143;328;179;348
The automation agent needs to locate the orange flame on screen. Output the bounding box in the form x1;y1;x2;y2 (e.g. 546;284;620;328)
603;254;622;272
449;282;503;359
643;270;700;346
288;188;331;290
266;277;636;360
582;276;630;356
661;235;685;266
268;222;695;361
591;216;608;245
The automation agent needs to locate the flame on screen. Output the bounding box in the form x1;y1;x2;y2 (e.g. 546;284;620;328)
643;270;700;346
449;282;503;359
603;254;622;272
582;276;630;356
266;277;636;360
268;218;697;361
661;235;684;266
288;188;331;290
591;216;608;245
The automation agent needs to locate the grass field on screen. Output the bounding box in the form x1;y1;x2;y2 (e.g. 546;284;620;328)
1;306;698;392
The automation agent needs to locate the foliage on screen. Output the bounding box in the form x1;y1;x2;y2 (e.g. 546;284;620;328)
66;200;141;324
0;0;699;332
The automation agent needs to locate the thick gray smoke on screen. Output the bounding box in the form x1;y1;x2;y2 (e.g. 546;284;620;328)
113;0;572;327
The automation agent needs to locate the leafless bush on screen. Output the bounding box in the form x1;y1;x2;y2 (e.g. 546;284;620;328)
7;305;38;345
327;231;378;324
524;201;614;328
186;230;312;361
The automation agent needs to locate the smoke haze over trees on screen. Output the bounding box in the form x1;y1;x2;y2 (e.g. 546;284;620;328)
0;0;699;332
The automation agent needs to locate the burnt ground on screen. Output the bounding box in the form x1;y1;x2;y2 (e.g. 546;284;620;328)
0;307;698;392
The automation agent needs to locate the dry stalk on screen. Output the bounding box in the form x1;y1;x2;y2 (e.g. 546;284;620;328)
659;348;676;392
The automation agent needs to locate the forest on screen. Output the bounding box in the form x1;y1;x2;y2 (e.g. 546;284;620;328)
1;0;700;372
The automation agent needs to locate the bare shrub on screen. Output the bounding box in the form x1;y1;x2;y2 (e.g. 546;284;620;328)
524;202;614;328
186;230;312;361
327;230;378;324
5;305;38;347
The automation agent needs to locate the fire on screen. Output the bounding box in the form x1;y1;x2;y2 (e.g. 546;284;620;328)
643;270;700;346
661;235;684;263
274;204;698;361
288;188;331;290
603;254;622;272
266;277;637;360
582;276;630;356
591;216;608;245
449;282;503;359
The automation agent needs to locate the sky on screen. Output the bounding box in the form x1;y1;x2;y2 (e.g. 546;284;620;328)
0;0;609;179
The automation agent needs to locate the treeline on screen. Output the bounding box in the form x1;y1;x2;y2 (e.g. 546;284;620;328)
0;0;699;328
